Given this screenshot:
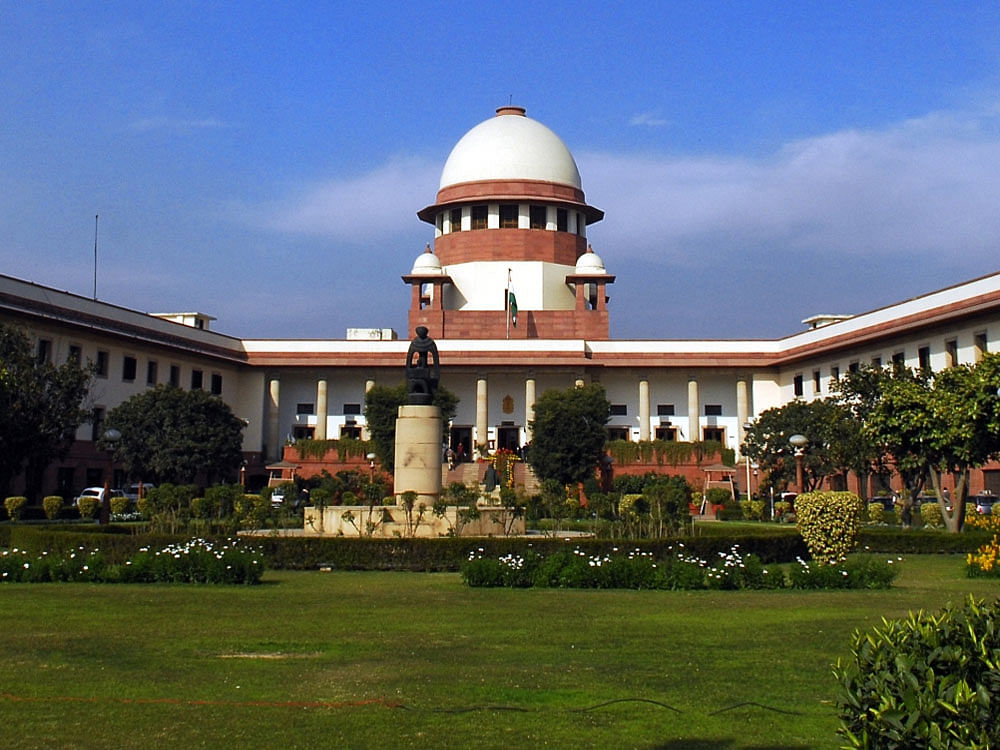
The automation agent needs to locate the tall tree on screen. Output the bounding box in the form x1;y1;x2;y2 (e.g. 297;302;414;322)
105;385;245;485
364;383;458;472
0;324;91;497
527;383;610;486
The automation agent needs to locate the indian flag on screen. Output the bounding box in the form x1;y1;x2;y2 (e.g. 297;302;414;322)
506;269;518;327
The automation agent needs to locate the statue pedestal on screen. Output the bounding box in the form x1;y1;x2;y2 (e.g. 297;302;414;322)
393;404;442;505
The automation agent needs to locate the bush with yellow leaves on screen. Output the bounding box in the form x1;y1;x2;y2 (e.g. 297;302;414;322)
795;491;865;564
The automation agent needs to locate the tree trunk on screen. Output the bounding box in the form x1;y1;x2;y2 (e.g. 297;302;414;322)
929;469;966;533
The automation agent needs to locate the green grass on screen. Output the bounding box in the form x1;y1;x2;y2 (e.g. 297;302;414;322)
1;555;997;749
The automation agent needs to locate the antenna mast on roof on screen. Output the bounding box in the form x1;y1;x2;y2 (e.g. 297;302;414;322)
92;214;99;300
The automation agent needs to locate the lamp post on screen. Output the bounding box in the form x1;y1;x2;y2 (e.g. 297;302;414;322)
99;428;121;525
366;452;376;483
789;434;809;493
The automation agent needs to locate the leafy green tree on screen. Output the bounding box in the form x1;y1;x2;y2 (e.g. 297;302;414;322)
363;383;458;472
527;383;610;487
0;324;91;497
742;398;845;492
105;385;244;485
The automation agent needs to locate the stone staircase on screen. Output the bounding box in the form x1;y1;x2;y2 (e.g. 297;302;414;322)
439;461;541;495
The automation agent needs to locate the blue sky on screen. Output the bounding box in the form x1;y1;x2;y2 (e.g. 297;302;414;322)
3;2;1000;340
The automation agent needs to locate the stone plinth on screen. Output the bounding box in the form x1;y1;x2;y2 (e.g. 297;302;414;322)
303;504;525;538
393;404;442;506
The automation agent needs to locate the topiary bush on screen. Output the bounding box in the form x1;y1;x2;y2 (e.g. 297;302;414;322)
866;502;884;525
42;496;63;521
77;496;99;520
919;501;944;529
4;496;28;521
795;491;865;564
834;596;1000;747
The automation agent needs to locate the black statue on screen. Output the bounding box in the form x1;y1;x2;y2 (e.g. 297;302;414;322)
405;326;440;404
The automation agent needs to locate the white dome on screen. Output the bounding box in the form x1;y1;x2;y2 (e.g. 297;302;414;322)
439;107;582;191
575;246;606;275
410;245;443;275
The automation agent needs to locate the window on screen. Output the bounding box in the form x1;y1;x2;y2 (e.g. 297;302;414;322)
68;344;82;363
704;404;723;416
606;427;629;441
95;350;109;377
91;407;105;442
848;361;859;373
656;404;675;416
169;365;181;387
654;426;677;441
210;373;223;396
341;424;362;439
975;332;987;362
813;370;821;394
918;346;931;372
191;369;203;390
449;208;462;232
146;360;158;386
36;339;51;364
471;205;488;230
343;403;362;415
984;469;1000;496
556;208;568;232
529;205;546;229
292;426;314;440
703;427;725;443
793;375;803;397
871;356;882;368
609;404;627;416
499;204;518;228
945;339;958;368
830;365;840;382
122;355;137;382
296;402;315;415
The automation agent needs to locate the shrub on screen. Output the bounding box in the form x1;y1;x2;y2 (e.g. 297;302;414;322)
966;534;1000;577
4;496;28;521
773;501;792;520
795;491;865;564
834;597;1000;747
42;496;63;520
77;496;99;519
919;501;944;529
866;502;884;525
110;496;130;516
788;556;900;589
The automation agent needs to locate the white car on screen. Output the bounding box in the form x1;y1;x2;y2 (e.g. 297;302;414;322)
123;483;155;502
75;487;125;507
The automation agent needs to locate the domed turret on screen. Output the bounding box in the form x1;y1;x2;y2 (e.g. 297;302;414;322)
575;245;607;275
409;244;443;275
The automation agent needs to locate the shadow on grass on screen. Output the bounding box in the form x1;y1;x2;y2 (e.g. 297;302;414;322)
655;742;810;750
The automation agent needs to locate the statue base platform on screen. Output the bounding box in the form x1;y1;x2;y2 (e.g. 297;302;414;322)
393;404;442;506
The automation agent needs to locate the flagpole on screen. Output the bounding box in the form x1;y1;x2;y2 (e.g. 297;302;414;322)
505;268;511;340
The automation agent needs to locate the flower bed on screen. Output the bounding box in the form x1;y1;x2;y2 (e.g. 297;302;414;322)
0;538;264;584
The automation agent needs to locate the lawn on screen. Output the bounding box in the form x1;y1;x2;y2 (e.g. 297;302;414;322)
1;555;997;749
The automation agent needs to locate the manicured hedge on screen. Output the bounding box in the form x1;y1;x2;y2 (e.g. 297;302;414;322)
856;528;992;554
8;525;187;564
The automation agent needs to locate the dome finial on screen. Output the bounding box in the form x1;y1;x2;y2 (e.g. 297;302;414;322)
496;105;526;117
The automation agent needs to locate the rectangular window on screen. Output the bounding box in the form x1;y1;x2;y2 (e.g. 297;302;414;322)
656;404;675;416
343;403;362;416
871;356;882;368
704;404;723;416
830;365;840;382
449;208;462;232
984;469;1000;496
122;355;137;382
470;205;488;230
146;360;158;386
499;204;518;228
296;403;315;415
95;350;109;378
169;365;181;387
848;361;859;373
191;369;203;390
606;427;629;442
68;344;82;363
609;404;627;416
210;373;223;396
654;426;677;441
918;346;931;371
975;332;988;362
793;375;803;397
703;427;725;443
529;205;546;229
556;208;568;232
91;407;105;442
891;351;905;371
36;339;52;364
812;370;821;394
945;339;958;368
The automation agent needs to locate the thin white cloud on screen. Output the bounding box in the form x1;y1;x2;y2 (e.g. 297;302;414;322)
629;112;670;127
582;106;1000;266
258;156;439;242
128;117;230;133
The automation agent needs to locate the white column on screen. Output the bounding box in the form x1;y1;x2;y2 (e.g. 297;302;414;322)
267;376;281;461
638;377;650;442
315;378;328;441
687;377;699;443
476;376;488;453
736;378;749;457
524;377;536;442
362;378;375;439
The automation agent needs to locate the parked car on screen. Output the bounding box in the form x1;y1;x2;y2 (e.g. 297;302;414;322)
973;495;995;515
123;483;155;502
75;487;125;507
